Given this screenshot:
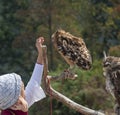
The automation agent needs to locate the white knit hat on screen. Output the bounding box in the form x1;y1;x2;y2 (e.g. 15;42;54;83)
0;73;22;110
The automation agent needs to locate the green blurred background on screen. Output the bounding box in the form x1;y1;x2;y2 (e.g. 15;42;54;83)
0;0;120;114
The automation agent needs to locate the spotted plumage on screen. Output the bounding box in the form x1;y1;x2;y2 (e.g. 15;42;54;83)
52;29;92;70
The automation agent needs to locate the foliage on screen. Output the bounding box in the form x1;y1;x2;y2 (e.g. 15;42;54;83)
0;0;119;114
109;45;120;57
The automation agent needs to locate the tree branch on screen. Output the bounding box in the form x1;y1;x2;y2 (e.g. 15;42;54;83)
42;45;105;115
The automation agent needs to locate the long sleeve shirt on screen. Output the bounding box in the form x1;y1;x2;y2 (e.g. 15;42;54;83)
25;63;46;108
1;63;46;115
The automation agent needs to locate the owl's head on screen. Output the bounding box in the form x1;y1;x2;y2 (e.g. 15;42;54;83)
103;52;120;72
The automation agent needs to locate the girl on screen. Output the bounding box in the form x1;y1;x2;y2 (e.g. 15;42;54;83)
0;37;46;115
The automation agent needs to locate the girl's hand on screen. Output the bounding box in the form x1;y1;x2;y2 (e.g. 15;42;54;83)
36;37;44;54
36;37;45;64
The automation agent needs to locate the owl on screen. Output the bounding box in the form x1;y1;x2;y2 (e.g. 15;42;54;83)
52;29;92;70
103;52;120;113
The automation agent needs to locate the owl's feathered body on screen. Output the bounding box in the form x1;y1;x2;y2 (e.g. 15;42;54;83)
52;29;92;70
103;56;120;106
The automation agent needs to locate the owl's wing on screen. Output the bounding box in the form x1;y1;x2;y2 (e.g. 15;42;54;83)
52;29;92;70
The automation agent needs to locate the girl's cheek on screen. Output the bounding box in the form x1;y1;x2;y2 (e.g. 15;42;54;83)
21;82;25;98
21;89;25;99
